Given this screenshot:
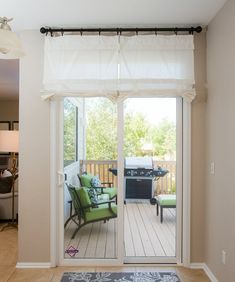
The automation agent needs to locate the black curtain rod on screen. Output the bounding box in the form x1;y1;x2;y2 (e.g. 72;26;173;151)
40;26;202;36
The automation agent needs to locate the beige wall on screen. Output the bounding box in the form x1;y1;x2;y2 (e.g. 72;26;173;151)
0;100;19;122
18;31;50;262
18;31;207;263
206;0;235;280
191;32;207;263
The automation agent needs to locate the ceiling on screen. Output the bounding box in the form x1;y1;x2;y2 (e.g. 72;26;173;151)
0;0;228;100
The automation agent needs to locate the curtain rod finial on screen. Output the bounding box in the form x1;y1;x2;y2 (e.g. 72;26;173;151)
195;26;202;33
40;27;47;34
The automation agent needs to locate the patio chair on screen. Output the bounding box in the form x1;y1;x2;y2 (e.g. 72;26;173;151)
66;184;117;239
78;172;117;203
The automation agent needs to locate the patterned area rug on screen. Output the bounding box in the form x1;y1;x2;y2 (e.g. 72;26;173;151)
61;272;181;282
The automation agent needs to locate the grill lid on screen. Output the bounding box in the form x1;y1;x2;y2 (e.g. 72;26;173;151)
125;157;153;169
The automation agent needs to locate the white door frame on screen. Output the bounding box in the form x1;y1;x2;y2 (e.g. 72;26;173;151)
49;96;192;267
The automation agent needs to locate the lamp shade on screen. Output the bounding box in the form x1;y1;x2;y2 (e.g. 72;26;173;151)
0;29;24;59
0;130;19;153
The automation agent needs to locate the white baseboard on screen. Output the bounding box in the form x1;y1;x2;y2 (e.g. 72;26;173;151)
16;262;52;268
203;264;219;282
190;262;205;269
190;263;218;282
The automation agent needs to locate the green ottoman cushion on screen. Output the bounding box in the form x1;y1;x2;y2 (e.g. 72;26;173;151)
156;194;176;223
157;194;176;206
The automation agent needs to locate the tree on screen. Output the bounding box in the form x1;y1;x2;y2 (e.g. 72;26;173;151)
85;99;176;160
124;112;150;157
151;119;176;160
64;98;77;166
86;98;117;160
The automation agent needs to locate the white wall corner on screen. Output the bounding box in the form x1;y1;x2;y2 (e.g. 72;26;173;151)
16;262;52;268
190;263;219;282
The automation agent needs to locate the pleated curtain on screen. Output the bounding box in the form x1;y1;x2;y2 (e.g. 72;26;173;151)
42;34;195;101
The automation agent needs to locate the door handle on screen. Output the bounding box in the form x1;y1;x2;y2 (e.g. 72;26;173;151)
57;171;64;187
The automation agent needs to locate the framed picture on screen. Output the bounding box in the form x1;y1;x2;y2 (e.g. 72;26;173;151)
12;121;19;131
0;121;11;131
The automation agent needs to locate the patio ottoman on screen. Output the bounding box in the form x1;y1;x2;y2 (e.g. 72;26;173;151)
156;194;176;223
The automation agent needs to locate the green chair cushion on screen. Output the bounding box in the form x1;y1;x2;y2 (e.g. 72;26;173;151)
157;194;176;206
76;187;92;211
97;194;109;201
86;205;117;222
102;187;117;199
80;174;92;188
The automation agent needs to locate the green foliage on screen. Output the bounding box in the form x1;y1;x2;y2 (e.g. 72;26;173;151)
64;98;77;166
64;98;176;162
124;112;150;157
85;98;176;160
152;119;176;160
86;98;117;160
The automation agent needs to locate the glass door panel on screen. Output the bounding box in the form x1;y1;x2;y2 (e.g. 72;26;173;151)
63;97;118;260
123;97;177;262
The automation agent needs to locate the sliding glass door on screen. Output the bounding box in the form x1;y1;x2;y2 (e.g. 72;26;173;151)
57;96;182;265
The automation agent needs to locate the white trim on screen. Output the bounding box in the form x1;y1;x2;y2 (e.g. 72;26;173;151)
16;262;51;268
124;257;177;264
190;263;219;282
60;259;123;267
58;99;66;266
182;100;191;266
203;264;219;282
190;262;205;270
50;100;57;268
117;99;124;264
176;97;183;264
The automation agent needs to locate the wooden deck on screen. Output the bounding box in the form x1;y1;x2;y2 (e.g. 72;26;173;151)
64;200;176;259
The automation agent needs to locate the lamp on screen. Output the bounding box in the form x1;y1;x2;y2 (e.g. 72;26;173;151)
0;130;19;231
0;17;24;59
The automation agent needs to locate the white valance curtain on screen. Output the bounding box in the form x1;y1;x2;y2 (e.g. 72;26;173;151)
42;34;195;101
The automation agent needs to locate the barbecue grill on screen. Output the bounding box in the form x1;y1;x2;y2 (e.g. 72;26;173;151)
109;157;168;201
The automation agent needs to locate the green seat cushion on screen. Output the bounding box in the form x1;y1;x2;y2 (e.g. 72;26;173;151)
79;174;93;188
86;204;117;222
102;187;117;199
156;194;176;206
97;194;109;201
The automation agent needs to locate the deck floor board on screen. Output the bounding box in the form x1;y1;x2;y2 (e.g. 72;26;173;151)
64;201;176;259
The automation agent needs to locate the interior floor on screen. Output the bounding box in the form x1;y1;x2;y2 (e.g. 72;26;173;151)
0;227;210;281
